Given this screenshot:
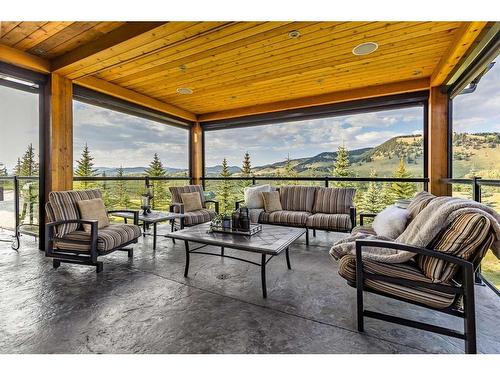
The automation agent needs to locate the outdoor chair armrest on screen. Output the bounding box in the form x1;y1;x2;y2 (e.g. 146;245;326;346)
107;210;139;225
359;212;377;226
350;206;357;228
205;200;220;214
45;219;99;260
169;202;185;214
235;200;245;210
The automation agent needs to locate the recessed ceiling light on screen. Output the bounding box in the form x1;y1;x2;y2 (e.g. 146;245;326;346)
352;42;378;56
288;30;301;39
176;87;193;95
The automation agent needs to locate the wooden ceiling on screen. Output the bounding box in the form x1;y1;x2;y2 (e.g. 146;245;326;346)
0;21;489;121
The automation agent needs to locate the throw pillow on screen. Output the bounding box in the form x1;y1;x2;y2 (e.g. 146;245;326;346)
407;191;436;220
372;205;409;239
181;192;203;212
77;198;110;232
244;184;271;209
262;191;282;213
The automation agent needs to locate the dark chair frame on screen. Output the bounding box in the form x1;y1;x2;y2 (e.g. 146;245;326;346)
45;210;139;273
354;239;480;354
235;199;356;245
169;200;219;232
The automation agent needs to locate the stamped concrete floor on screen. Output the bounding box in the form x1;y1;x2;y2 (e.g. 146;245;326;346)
0;227;499;354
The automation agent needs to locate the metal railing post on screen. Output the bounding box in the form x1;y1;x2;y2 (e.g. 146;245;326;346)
325;176;329;187
472;176;481;202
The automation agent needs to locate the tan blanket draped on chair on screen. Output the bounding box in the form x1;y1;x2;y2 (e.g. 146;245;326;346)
330;196;500;263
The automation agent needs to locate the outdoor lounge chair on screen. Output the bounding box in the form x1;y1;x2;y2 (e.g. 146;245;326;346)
338;210;495;354
169;185;219;230
45;189;141;273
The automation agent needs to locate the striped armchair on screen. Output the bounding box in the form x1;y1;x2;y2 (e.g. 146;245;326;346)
168;185;219;229
45;189;141;273
338;211;495;354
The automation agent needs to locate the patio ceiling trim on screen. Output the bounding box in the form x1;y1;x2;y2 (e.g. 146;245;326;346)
0;43;50;73
51;22;166;74
430;21;488;87
198;77;429;123
74;76;197;122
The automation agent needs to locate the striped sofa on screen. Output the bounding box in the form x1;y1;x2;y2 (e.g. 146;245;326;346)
337;193;496;354
241;186;356;245
45;189;141;273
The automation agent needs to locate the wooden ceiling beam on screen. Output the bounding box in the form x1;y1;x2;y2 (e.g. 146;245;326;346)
51;22;166;74
198;78;430;122
74;76;197;122
0;42;50;73
430;21;488;87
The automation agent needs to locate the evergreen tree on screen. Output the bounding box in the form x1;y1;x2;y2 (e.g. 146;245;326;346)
145;153;167;209
241;151;253;189
100;171;112;207
74;143;98;189
0;162;7;176
114;166;130;208
359;169;384;214
284;154;298;185
332;143;353;187
390;159;417;200
13;158;22;176
217;158;232;214
20;144;38;176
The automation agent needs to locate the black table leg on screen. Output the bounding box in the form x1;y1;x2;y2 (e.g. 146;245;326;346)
142;222;146;237
285;247;291;269
261;254;267;298
170;220;176;244
221;246;224;256
184;240;190;277
153;222;157;250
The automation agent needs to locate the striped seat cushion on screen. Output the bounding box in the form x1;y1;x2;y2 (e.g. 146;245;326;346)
407;191;435;221
351;226;376;236
169;185;206;213
313;187;355;214
181;209;216;226
306;213;352;231
279;186;317;212
416;213;493;283
338;254;456;309
260;210;311;227
47;189;102;237
54;224;141;253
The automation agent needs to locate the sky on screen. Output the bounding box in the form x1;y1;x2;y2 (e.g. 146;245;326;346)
0;57;498;172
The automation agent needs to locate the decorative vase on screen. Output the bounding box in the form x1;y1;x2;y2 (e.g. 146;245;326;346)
239;207;250;231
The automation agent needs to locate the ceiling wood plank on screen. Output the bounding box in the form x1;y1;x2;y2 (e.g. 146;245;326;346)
0;42;50;73
13;22;74;51
74;76;197;122
430;21;488;86
198;78;430;122
51;22;166;73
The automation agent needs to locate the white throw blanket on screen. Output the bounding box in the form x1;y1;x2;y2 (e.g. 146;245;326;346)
330;196;500;263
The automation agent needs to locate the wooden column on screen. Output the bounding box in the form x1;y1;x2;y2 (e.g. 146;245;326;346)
47;73;73;192
428;86;452;196
190;122;203;185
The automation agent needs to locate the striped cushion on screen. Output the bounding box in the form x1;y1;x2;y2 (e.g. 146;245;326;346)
338;254;456;309
279;186;316;212
169;185;205;212
260;210;311;227
181;209;216;226
416;213;492;283
54;224;141;253
306;213;352;231
351;226;376;236
313;187;355;214
407;191;435;220
48;190;102;237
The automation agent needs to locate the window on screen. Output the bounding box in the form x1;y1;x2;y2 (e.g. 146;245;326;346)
73;100;190;210
452;56;500;289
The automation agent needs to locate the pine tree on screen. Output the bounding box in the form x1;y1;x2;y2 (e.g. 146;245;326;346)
145;153;167;209
332;143;353;187
114;166;130;208
284;153;298;185
13;158;22;176
20;144;38;176
0;162;7;176
217;158;232;214
74;143;98;189
241;151;253;189
18;144;38;224
359;169;384;214
100;171;112;207
390;159;417;200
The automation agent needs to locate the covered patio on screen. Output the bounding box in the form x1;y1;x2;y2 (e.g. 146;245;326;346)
0;20;499;354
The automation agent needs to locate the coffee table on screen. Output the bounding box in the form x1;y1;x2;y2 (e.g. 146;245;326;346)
111;210;185;250
167;222;306;298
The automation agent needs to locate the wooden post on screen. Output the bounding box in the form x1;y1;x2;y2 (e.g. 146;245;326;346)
191;122;203;186
47;73;74;192
428;86;451;196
